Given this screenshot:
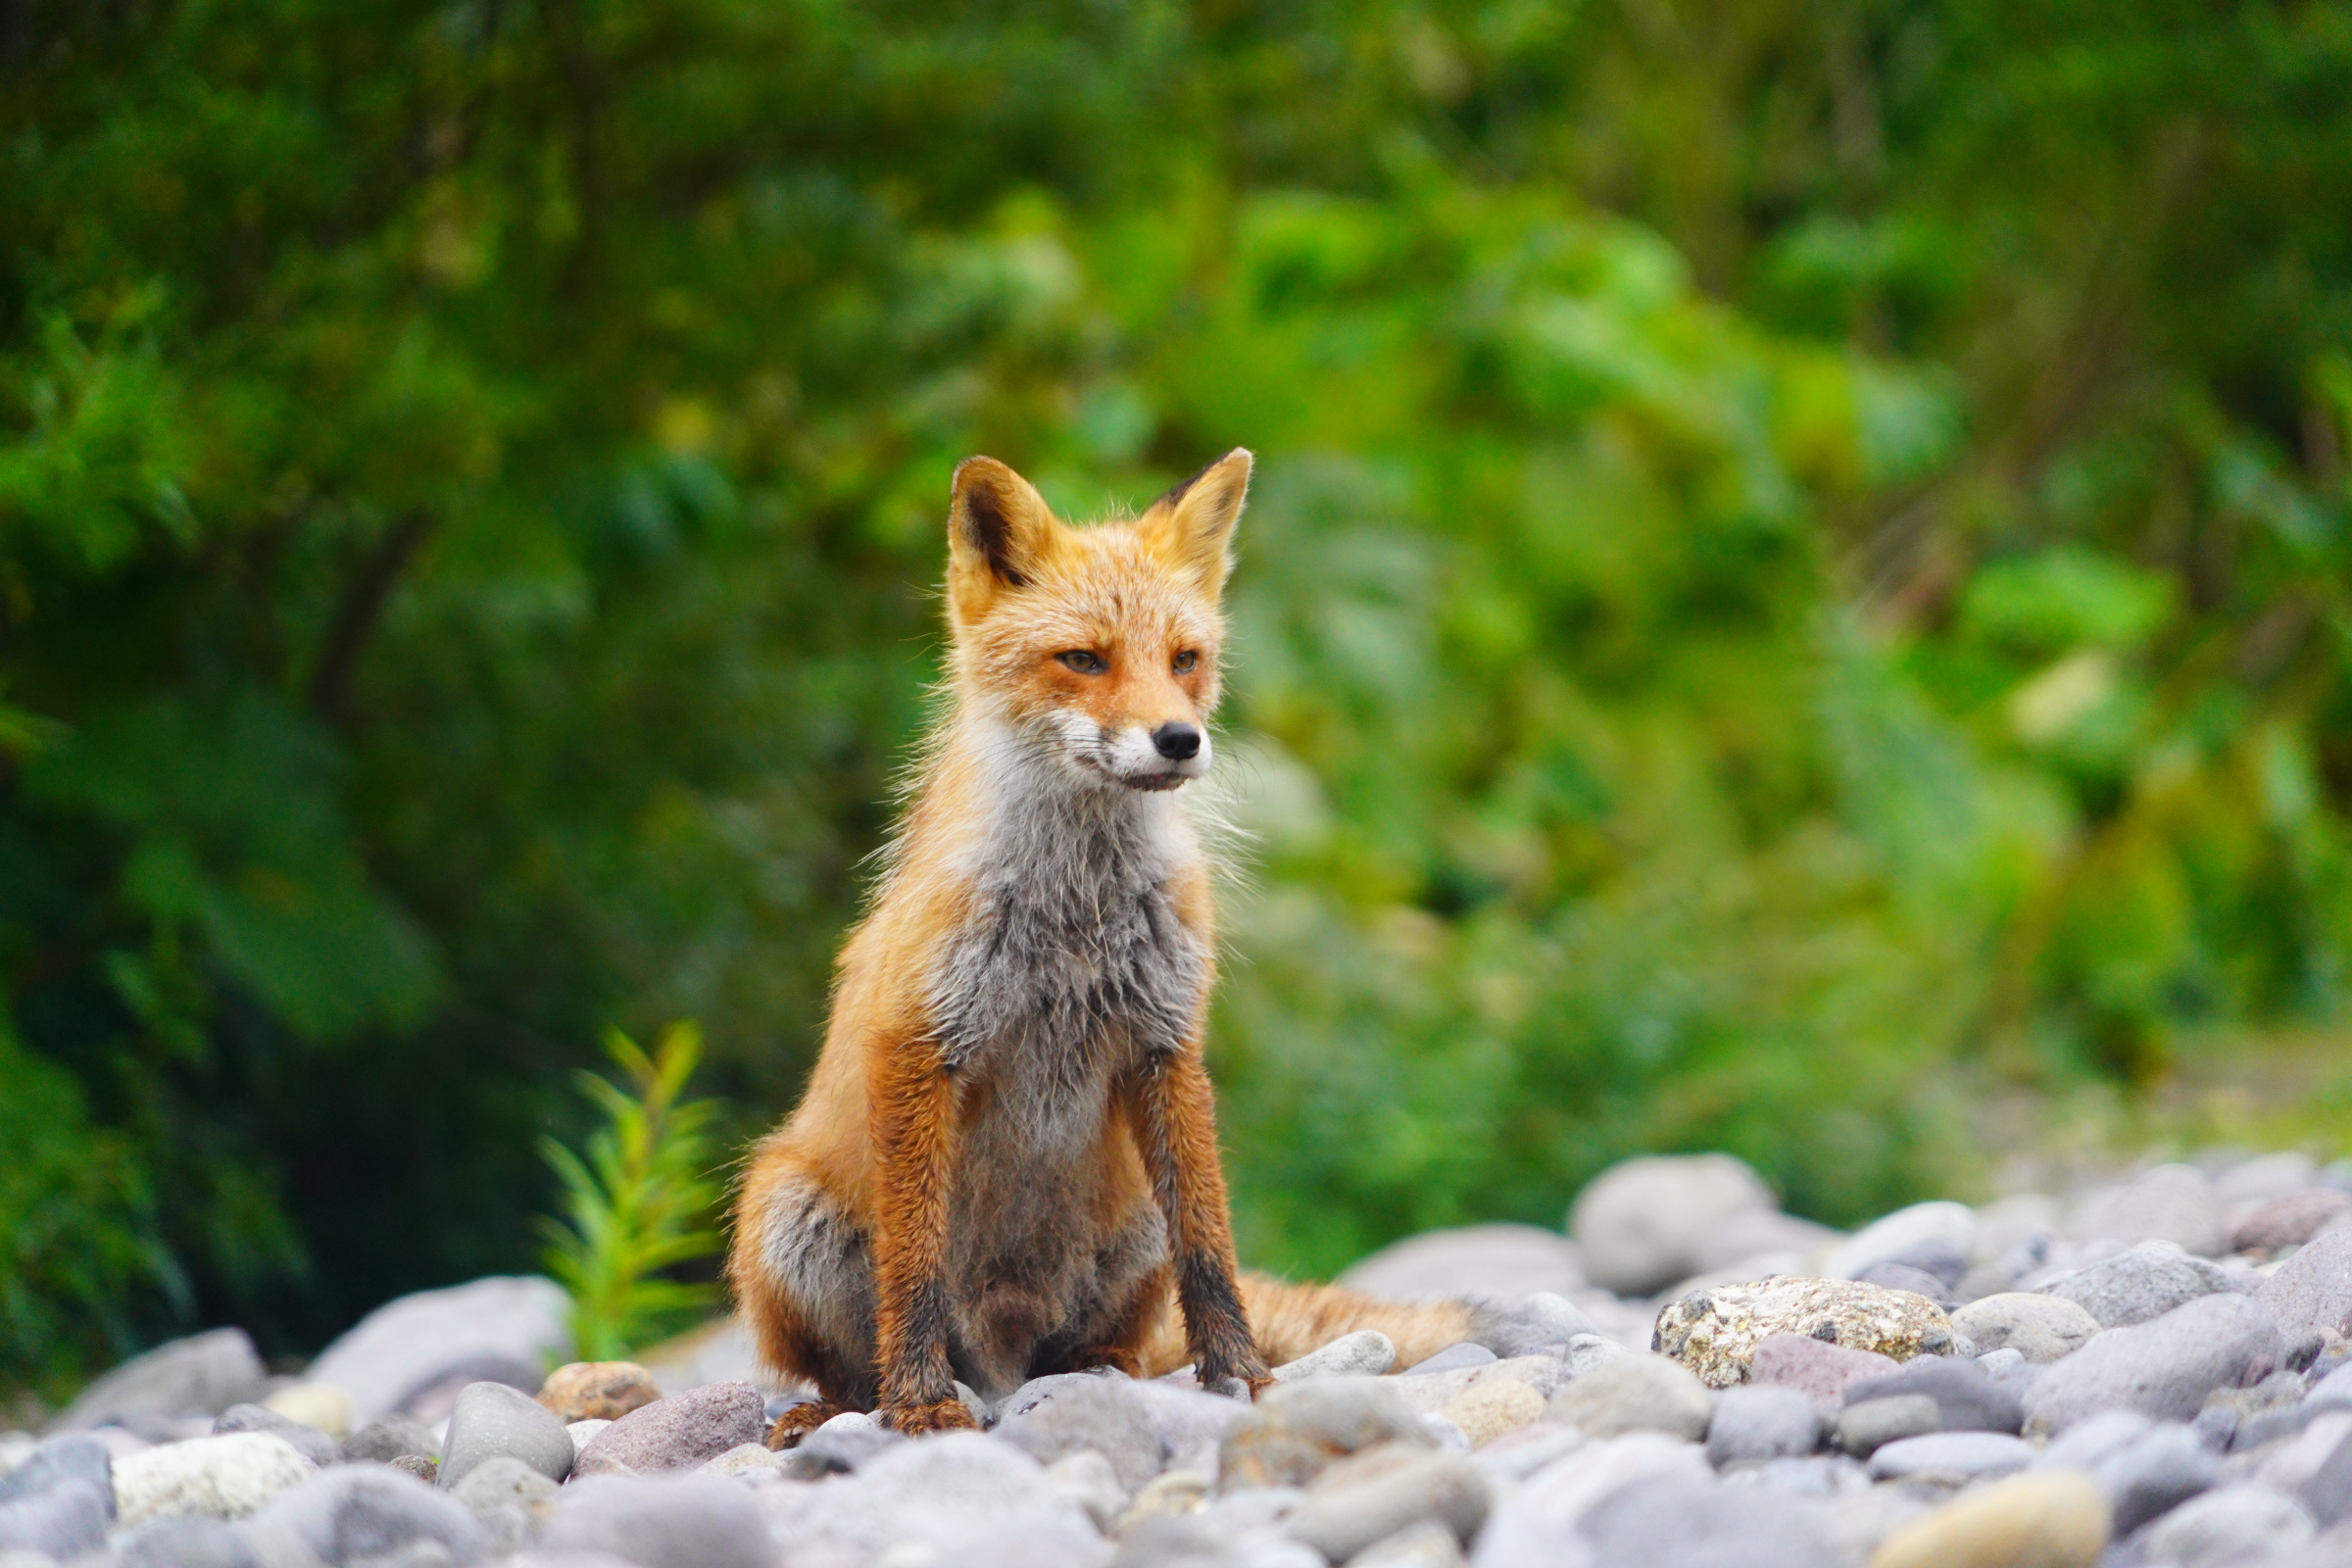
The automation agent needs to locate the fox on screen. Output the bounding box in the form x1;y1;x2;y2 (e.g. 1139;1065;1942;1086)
727;450;1487;1443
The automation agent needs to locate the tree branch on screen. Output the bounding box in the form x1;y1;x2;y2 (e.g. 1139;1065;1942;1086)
308;508;436;726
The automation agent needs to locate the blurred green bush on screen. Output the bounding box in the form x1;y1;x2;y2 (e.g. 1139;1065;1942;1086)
6;1;2352;1390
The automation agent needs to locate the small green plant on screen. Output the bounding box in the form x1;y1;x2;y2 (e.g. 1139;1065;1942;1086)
539;1022;725;1361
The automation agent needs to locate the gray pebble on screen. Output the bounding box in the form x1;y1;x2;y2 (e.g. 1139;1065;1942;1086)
781;1410;904;1479
451;1453;559;1553
438;1381;573;1490
2087;1420;2219;1535
1042;1449;1126;1533
1273;1330;1396;1382
1845;1353;2024;1434
213;1402;339;1469
540;1473;772;1568
572;1383;766;1479
2259;1229;2352;1341
2308;1426;2352;1527
994;1373;1163;1491
0;1478;108;1561
1865;1430;2034;1481
1952;1292;2104;1359
1705;1386;1820;1468
1402;1343;1496;1377
1836;1396;1939;1458
1221;1379;1429;1490
2072;1163;2226;1256
2137;1485;2314;1568
1348;1516;1468;1568
342;1416;440;1465
1543;1353;1712;1441
1856;1261;1958;1309
1469;1293;1597;1358
2024;1293;2285;1434
247;1463;485;1566
1284;1441;1488;1562
48;1328;268;1432
1579;1471;1836;1568
0;1434;111;1516
2038;1242;2235;1329
115;1514;261;1568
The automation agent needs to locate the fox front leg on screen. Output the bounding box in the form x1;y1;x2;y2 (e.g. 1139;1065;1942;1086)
867;1047;982;1436
1131;1048;1272;1397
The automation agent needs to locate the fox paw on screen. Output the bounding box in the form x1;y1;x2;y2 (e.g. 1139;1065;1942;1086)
1200;1368;1274;1401
879;1397;981;1437
764;1399;849;1450
1060;1346;1145;1378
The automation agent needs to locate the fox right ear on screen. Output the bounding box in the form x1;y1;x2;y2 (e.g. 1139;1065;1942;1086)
948;457;1058;621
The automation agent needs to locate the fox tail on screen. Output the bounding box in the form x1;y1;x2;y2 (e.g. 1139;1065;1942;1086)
1138;1270;1482;1378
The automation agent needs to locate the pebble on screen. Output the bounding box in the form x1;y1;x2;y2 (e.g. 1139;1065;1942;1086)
2232;1188;2352;1253
114;1515;259;1568
1845;1354;2024;1433
1045;1449;1127;1532
761;1431;1103;1565
1349;1517;1468;1568
1389;1357;1575;1419
1654;1278;1958;1388
48;1329;268;1432
2072;1163;2227;1256
2138;1485;2315;1568
1567;1153;1776;1296
438;1380;575;1489
1283;1440;1488;1561
1865;1430;2034;1481
1837;1396;1939;1457
2023;1293;2285;1434
2258;1227;2352;1340
0;1435;111;1515
1822;1201;1975;1284
1469;1431;1710;1563
780;1411;904;1479
2309;1425;2352;1526
451;1453;560;1553
1693;1208;1843;1275
1706;1385;1821;1466
244;1465;485;1567
262;1383;351;1441
703;1441;788;1481
1404;1344;1496;1376
1114;1467;1210;1534
1866;1470;2108;1568
994;1373;1163;1491
1273;1330;1396;1382
2036;1241;2235;1328
540;1472;772;1568
306;1275;571;1427
341;1415;439;1464
1746;1334;1902;1406
2080;1419;2218;1535
212;1401;339;1468
1470;1293;1599;1357
1542;1353;1712;1440
389;1453;439;1485
1221;1379;1429;1489
0;1480;108;1561
1337;1224;1586;1302
1581;1471;1836;1568
536;1361;662;1423
572;1381;765;1477
1440;1378;1544;1447
565;1418;611;1461
1950;1292;2102;1360
112;1431;316;1526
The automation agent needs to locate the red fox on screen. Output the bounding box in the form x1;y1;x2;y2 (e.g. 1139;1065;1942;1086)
728;451;1481;1443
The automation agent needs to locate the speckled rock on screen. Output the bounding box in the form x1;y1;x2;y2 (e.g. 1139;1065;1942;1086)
1653;1278;1959;1389
2037;1241;2234;1329
113;1432;316;1526
2023;1293;2285;1434
2258;1228;2352;1340
571;1382;766;1478
536;1362;662;1424
1866;1471;2107;1568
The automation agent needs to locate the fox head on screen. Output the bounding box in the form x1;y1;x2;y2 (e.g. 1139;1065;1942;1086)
944;450;1250;793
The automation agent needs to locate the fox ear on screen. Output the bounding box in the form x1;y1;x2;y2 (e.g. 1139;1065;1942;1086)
948;457;1058;620
1137;449;1251;598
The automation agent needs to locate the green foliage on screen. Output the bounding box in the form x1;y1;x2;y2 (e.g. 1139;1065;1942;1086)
6;0;2352;1388
540;1024;724;1363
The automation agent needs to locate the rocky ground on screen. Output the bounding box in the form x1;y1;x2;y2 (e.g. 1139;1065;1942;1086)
6;1149;2352;1568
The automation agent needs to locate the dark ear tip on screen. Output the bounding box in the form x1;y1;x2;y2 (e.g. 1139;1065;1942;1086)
951;455;1008;497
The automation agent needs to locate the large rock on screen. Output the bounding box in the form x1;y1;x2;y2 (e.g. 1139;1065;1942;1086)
439;1381;575;1490
1339;1225;1586;1302
113;1432;316;1526
1950;1293;2100;1361
49;1329;268;1433
760;1432;1105;1567
572;1382;768;1477
1568;1154;1775;1296
2037;1241;2234;1328
1865;1471;2107;1568
2071;1164;2226;1255
1285;1441;1489;1562
2023;1294;2284;1434
247;1464;485;1567
540;1473;773;1568
1542;1354;1711;1441
2258;1228;2352;1340
1653;1277;1959;1388
307;1276;571;1426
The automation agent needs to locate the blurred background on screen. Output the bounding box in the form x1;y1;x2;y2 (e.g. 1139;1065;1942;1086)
7;0;2352;1403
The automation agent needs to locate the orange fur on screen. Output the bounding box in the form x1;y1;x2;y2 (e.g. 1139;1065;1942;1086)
727;451;1443;1433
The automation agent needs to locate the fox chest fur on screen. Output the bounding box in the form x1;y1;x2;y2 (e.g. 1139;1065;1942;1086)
918;767;1208;1378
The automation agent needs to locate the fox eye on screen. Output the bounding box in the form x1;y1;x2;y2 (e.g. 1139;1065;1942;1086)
1056;651;1108;675
1172;650;1199;673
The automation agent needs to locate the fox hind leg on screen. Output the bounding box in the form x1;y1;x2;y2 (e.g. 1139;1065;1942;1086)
729;1157;883;1417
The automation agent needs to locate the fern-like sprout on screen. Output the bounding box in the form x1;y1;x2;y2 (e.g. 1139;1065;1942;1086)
538;1022;724;1362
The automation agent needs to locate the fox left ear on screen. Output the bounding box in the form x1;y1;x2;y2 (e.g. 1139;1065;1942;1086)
1137;449;1251;598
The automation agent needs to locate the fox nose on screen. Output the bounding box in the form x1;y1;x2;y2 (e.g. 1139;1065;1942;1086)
1152;722;1201;761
